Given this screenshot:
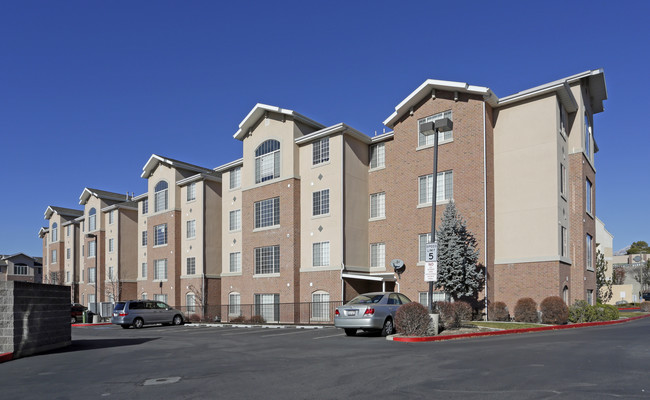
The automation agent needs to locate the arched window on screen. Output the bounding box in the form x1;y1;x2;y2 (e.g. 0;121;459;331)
228;292;241;317
563;286;569;304
311;290;330;321
51;222;58;242
154;181;168;212
88;208;96;231
186;292;196;313
255;140;280;183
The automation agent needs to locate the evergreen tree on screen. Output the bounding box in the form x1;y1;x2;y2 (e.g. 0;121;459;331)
596;249;613;303
434;201;484;300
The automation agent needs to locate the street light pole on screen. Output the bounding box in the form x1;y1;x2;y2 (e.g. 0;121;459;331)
419;118;453;313
86;233;98;321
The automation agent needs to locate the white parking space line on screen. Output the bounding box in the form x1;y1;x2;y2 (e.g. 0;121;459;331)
261;330;314;338
220;329;267;336
313;333;344;339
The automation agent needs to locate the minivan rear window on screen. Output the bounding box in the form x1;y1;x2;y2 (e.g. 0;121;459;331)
114;302;126;311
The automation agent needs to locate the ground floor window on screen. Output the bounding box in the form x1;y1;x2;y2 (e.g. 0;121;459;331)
587;289;594;305
311;291;330;321
154;294;168;303
186;292;196;313
254;293;279;322
419;291;449;307
229;293;241;316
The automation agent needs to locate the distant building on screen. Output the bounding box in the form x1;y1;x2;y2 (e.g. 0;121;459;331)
0;253;42;283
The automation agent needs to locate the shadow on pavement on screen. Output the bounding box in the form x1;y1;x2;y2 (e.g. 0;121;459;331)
43;338;159;355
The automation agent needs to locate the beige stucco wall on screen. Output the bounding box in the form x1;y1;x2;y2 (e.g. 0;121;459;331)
344;135;370;271
493;94;562;263
204;179;222;278
298;134;343;273
181;181;204;278
136;197;148;292
221;169;242;276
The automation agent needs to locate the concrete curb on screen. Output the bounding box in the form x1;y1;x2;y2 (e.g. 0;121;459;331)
71;322;113;327
185;323;326;329
390;313;650;343
0;352;14;363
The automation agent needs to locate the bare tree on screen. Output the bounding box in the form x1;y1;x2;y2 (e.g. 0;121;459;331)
105;271;121;303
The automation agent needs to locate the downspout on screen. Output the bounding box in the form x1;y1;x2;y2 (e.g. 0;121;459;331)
341;132;346;302
202;179;207;315
482;101;488;321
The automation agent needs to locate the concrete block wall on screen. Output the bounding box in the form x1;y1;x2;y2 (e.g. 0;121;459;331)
0;281;71;358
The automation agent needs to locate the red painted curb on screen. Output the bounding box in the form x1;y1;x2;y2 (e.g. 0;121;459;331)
392;313;650;343
72;323;113;327
0;352;14;363
618;307;641;310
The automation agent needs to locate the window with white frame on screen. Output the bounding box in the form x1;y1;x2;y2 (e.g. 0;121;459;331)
418;233;433;262
88;241;96;258
584;113;591;158
254;293;279;322
229;252;241;273
418;171;453;204
14;264;27;275
587;289;594;305
87;294;95;309
255;140;280;183
559;103;567;136
51;249;57;264
311;291;330;320
154;294;167;303
82;245;84;258
154;181;168;212
154;224;167;246
370;243;385;268
108;266;114;280
187;182;196;202
370;192;385;219
66;225;70;237
561;226;568;258
141;262;147;278
154;259;168;280
66;271;70;282
141;293;148;300
560;163;567;196
370;142;385;169
313;242;330;267
418;110;453;146
255;245;280;275
81;269;84;282
89;267;96;283
313;137;330;165
186;257;196;275
142;198;148;214
108;238;114;253
187;220;196;238
313;189;330;216
109;210;115;224
229;210;241;231
88;208;96;231
142;231;147;246
186;292;196;313
254;197;280;228
66;248;71;260
586;234;593;271
229;292;241;316
230;166;241;189
419;291;449;306
51;222;58;242
586;178;593;214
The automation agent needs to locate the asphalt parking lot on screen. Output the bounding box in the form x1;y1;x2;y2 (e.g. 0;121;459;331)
3;319;650;399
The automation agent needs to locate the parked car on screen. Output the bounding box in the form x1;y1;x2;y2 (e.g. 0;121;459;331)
71;303;88;323
334;292;411;336
642;293;650;301
111;300;185;329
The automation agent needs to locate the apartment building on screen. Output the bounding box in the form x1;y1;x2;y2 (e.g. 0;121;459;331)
0;253;42;283
42;206;84;286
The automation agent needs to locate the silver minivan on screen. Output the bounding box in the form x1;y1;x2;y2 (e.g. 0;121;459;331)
111;300;184;329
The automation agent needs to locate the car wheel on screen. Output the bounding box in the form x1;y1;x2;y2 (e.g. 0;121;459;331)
133;318;144;329
172;315;183;326
381;318;394;336
344;328;357;336
71;317;77;324
121;324;130;329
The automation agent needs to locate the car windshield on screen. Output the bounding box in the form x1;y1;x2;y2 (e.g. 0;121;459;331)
113;302;126;311
348;294;384;305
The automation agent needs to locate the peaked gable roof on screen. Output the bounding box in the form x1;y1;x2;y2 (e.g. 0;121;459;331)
233;103;326;141
79;187;129;205
44;206;84;220
141;154;214;179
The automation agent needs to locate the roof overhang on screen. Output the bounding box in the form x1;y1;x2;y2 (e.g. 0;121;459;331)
294;123;371;145
233;103;326;141
141;154;213;179
38;227;49;238
341;272;397;282
498;81;578;112
44;206;83;220
79;188;128;205
101;203;138;212
177;173;222;187
214;158;243;173
132;192;148;201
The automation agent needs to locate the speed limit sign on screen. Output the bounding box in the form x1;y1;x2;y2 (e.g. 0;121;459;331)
425;242;437;262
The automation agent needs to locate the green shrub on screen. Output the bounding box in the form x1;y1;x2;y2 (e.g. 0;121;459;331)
594;304;619;321
436;301;473;329
488;301;510;321
569;300;597;323
514;298;538;323
641;302;650;312
395;302;431;336
540;296;569;325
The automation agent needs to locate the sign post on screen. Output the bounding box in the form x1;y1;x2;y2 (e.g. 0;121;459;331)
424;242;438;282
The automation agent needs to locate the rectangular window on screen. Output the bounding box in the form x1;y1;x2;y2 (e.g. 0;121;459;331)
142;199;148;215
187;220;196;238
88;213;96;231
313;242;330;267
559;104;567;136
14;264;28;275
229;210;241;231
311;292;330;320
586;178;593;214
370;243;385;268
66;248;71;260
419;291;449;306
230;166;241;189
82;269;84;282
186;257;196;275
255;245;280;275
108;266;114;280
49;249;56;263
66;271;70;282
108;238;114;253
66;225;71;237
229;252;241;273
561;226;568;258
419;171;453;204
187;182;196;201
254;197;280;228
186;293;196;313
587;289;594;305
142;231;148;246
370;142;385;169
154;294;167;303
418;233;433;262
154;224;167;246
254;293;279;322
560;163;567;196
141;262;147;278
154;259;168;280
313;137;330;165
141;293;147;300
109;210;115;224
584;113;591;158
370;192;385;219
88;241;96;258
229;293;241;316
313;189;330;216
89;267;96;284
418;110;453;146
255;151;280;183
586;234;593;271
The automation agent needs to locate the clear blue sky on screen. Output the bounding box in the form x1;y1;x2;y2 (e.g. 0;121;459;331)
1;1;648;256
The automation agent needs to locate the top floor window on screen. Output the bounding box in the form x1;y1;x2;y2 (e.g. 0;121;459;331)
142;198;149;215
154;181;168;212
108;210;115;224
419;171;453;204
584;113;591;159
51;222;58;243
230;166;241;189
559;103;567;137
418;110;453;147
66;225;71;237
255;140;280;183
187;182;196;202
586;178;593;214
88;208;97;231
313;137;330;165
370;143;385;169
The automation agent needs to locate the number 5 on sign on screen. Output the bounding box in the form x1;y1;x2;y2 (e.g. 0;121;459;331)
425;242;437;262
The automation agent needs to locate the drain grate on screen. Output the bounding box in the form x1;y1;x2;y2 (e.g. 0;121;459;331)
143;376;181;386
